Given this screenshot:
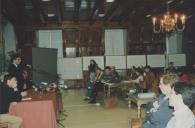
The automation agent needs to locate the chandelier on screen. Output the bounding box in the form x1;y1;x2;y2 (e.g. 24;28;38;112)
152;5;186;33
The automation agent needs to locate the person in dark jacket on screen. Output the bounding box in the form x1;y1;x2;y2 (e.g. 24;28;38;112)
0;74;27;128
141;72;179;128
8;54;22;80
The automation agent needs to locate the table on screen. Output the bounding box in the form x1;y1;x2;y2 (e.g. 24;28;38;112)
103;81;133;97
9;90;58;128
103;83;119;97
26;90;58;113
127;93;154;118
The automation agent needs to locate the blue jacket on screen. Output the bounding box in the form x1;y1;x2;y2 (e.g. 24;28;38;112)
141;94;174;128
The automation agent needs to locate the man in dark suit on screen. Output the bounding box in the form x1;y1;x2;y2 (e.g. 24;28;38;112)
8;54;22;81
0;74;27;128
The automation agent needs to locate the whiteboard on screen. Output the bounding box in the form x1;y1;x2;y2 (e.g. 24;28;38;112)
57;58;83;79
105;56;126;69
83;56;104;70
147;54;165;67
127;55;146;68
168;54;186;66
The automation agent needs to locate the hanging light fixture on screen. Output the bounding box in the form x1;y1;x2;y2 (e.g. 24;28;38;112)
152;4;186;33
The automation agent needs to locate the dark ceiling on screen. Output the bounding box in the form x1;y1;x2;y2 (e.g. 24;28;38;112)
1;0;195;27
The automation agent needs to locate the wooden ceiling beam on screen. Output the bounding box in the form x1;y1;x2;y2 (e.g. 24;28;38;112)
1;0;16;19
1;0;27;25
73;0;81;23
89;0;99;22
53;0;64;24
103;0;120;22
118;0;141;24
30;0;46;23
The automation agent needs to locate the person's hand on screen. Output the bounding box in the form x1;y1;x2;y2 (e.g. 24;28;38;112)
149;101;160;113
21;91;27;97
23;84;27;89
153;101;160;110
10;102;17;106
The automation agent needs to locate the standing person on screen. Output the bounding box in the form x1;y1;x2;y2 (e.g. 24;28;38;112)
166;81;195;128
8;54;22;81
142;66;155;92
84;60;98;100
0;74;27;128
88;59;98;73
141;73;179;128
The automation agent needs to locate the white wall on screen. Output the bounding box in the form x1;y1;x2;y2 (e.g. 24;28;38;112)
166;32;182;54
105;29;127;55
2;21;17;67
38;30;63;58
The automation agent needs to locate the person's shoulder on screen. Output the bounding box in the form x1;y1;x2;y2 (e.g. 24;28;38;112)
8;64;15;69
0;84;10;92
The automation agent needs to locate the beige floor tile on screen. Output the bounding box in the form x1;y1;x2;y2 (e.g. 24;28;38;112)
58;89;145;128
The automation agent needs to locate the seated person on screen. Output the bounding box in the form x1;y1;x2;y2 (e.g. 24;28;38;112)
177;67;190;82
110;66;121;83
128;68;144;84
88;66;113;104
141;72;179;128
0;74;27;128
165;62;177;73
166;81;195;128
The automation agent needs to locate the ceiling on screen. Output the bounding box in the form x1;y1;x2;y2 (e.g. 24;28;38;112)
1;0;195;27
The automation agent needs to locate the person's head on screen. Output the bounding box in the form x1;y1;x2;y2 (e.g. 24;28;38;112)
11;54;21;65
144;65;151;73
168;62;174;68
95;67;102;74
110;66;116;72
90;59;96;65
159;72;179;96
3;74;17;88
135;68;143;76
169;81;195;109
104;66;111;75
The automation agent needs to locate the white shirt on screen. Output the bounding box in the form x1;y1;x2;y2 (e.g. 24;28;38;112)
166;105;195;128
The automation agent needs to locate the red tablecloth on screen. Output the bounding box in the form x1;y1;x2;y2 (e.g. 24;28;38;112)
9;90;58;128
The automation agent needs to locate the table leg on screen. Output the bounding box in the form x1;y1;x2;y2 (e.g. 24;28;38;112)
104;85;106;97
108;86;110;97
138;106;141;118
128;99;131;109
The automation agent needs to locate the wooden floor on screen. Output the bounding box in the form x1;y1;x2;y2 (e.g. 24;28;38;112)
59;89;146;128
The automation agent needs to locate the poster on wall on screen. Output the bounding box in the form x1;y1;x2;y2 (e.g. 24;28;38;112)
147;54;165;67
127;55;146;68
105;56;126;69
58;57;83;79
168;54;186;66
